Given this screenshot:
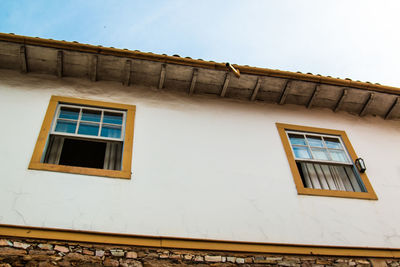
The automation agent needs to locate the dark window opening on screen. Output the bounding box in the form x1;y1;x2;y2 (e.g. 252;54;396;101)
59;138;106;169
43;135;123;170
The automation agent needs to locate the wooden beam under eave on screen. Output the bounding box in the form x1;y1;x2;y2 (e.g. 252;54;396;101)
359;93;375;116
158;64;167;89
278;80;291;105
220;73;231;97
385;97;400;120
188;68;198;95
250;77;262;101
19;46;28;73
56;50;63;78
307;84;321;109
90;55;98;82
334;89;348;112
122;60;132;86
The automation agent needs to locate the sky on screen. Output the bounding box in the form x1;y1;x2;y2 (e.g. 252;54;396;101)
1;0;400;87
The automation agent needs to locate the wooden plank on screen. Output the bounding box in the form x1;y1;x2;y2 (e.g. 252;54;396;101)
278;80;291;105
122;60;132;86
334;89;348;112
385;97;400;120
307;84;321;109
19;45;27;73
188;68;198;95
220;73;231;97
359;93;374;116
158;64;166;89
90;55;98;82
250;77;262;101
56;50;63;78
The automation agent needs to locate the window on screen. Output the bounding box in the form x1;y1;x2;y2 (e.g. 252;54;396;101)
276;123;377;200
29;96;135;179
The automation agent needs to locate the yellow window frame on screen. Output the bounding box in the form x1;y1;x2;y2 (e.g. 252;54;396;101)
29;96;135;179
276;123;377;200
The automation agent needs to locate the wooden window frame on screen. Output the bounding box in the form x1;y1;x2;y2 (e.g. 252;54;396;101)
29;96;135;179
276;123;377;200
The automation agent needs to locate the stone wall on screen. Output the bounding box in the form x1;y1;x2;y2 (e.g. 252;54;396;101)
0;237;397;267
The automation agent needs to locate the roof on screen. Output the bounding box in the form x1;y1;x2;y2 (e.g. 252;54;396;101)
0;32;399;120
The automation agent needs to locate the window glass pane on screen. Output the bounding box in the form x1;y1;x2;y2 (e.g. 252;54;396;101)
329;150;349;162
59;107;79;120
103;112;123;125
324;137;342;149
289;134;306;146
307;136;324;147
55;120;77;133
293;146;312;159
101;125;122;139
78;123;99;136
311;148;330;160
81;109;101;122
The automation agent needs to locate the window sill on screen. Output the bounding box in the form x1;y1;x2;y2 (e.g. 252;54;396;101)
28;162;131;179
297;187;378;200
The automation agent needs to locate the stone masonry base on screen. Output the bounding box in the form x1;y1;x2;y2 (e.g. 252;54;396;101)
0;237;397;267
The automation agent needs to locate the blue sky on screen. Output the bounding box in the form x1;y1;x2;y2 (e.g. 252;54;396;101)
1;0;400;87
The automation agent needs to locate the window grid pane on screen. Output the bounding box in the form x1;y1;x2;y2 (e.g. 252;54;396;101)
52;104;126;141
287;131;351;164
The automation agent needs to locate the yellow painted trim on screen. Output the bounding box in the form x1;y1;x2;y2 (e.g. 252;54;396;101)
0;224;399;258
276;123;378;200
28;96;135;179
0;33;399;95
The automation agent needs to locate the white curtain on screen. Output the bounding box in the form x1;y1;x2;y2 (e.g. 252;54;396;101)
300;162;363;192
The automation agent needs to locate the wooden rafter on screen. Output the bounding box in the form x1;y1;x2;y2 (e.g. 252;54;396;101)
122;60;132;86
56;51;63;78
307;84;321;109
19;46;28;73
90;55;98;82
278;80;291;105
250;77;262;101
385;97;400;120
359;93;374;116
158;64;166;89
334;89;348;112
188;68;198;95
220;73;231;97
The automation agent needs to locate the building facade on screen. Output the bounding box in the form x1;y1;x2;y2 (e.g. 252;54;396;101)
0;33;400;266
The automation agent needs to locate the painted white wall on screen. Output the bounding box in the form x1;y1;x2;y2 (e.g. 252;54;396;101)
1;69;400;248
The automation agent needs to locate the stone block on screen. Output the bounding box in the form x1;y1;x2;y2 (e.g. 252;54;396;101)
183;254;193;260
126;251;138;259
63;252;101;263
120;259;143;267
38;243;54;250
245;257;253;263
194;255;204;262
0;247;27;256
169;254;181;259
227;256;236;263
110;249;125;257
370;259;388;267
83;249;95;255
205;255;222;262
104;258;120;266
54;245;69;253
13;241;30;249
96;250;105;257
159;253;169;258
0;239;12;247
317;260;333;265
236;257;245;264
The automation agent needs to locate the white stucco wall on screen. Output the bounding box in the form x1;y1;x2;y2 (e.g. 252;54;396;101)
1;69;400;248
